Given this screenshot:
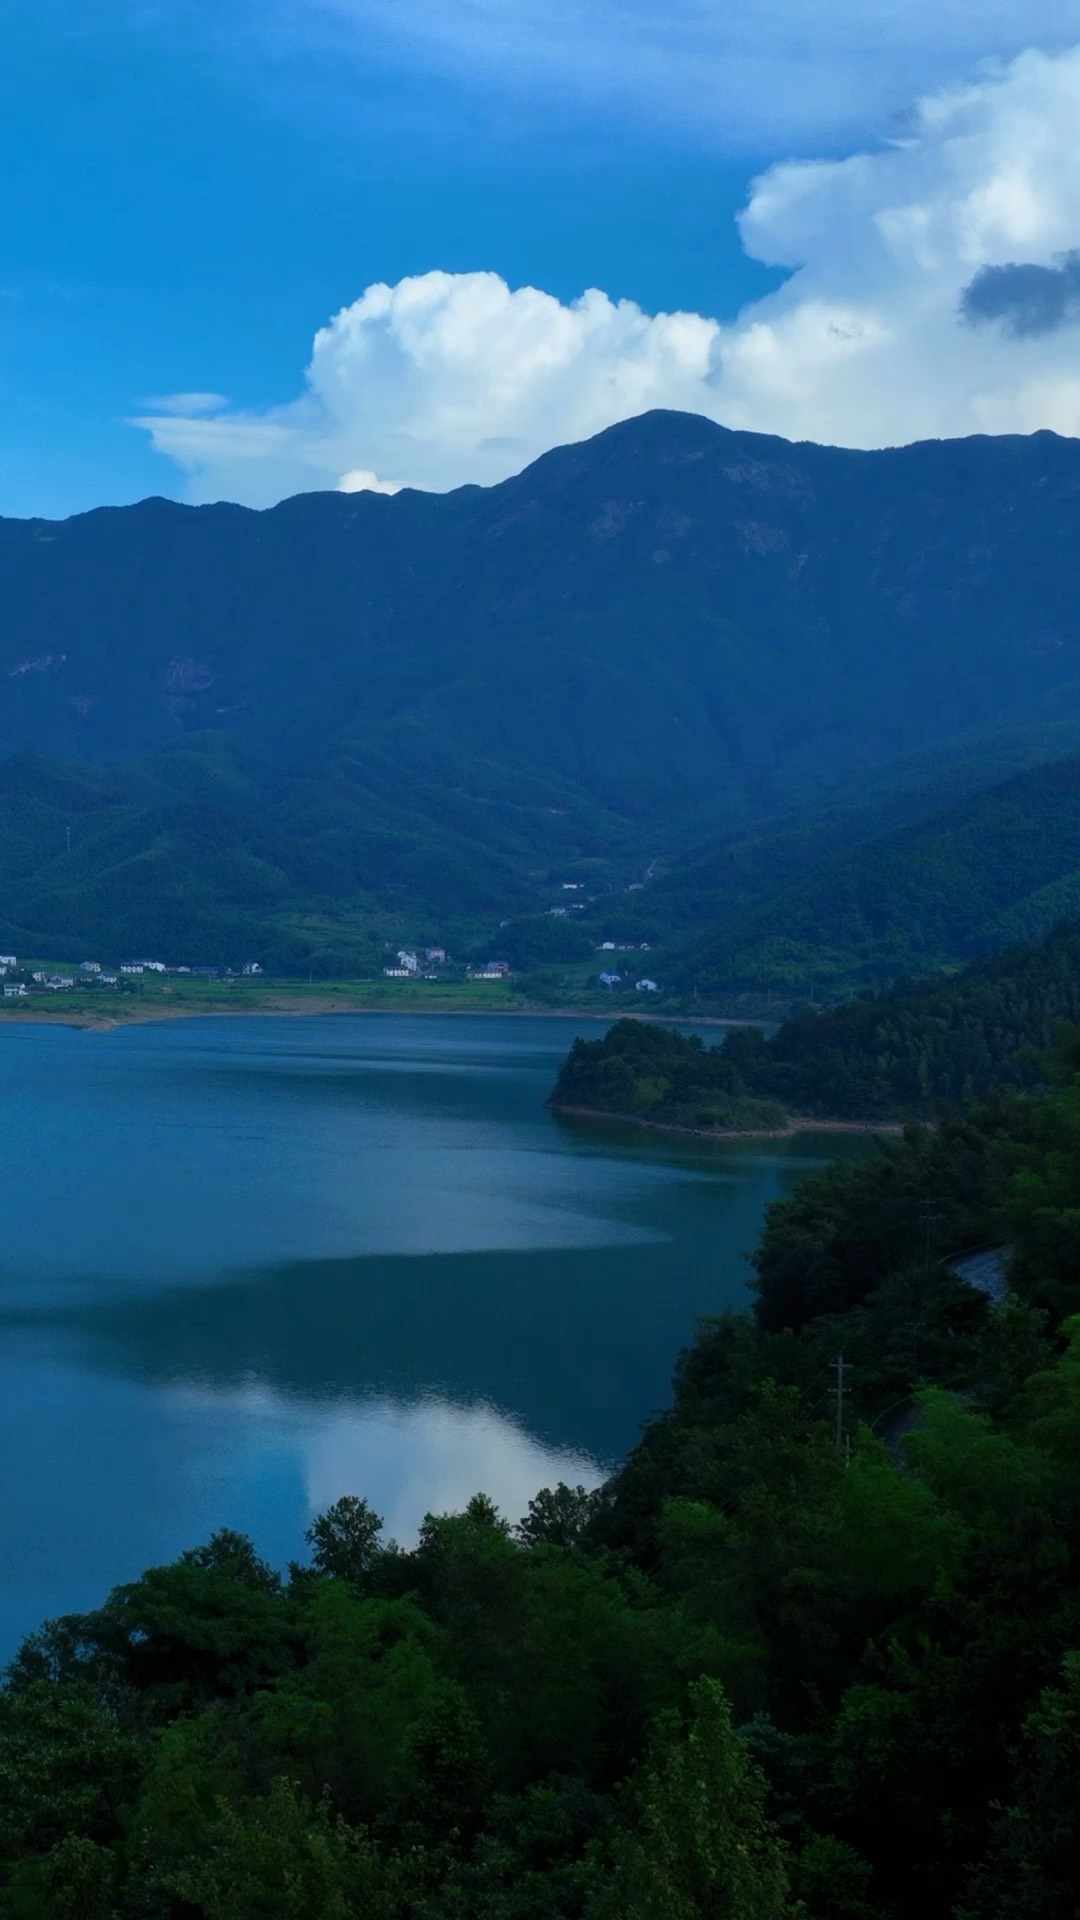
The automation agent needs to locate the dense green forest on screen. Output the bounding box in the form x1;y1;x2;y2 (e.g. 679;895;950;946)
11;726;1080;998
746;923;1080;1116
550;1017;789;1131
663;754;1080;999
5;1044;1080;1916
11;736;1080;991
553;925;1080;1128
580;717;1080;955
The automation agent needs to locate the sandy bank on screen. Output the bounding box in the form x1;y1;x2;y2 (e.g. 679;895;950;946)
547;1102;905;1141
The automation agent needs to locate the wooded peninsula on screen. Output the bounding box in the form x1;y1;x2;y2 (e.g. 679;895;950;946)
549;924;1080;1134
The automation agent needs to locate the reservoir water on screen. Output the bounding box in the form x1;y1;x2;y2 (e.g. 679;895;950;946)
0;1013;867;1654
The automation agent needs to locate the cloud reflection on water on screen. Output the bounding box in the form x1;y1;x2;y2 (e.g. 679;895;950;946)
165;1373;606;1543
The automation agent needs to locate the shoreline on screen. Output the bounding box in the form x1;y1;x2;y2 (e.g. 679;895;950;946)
0;999;762;1035
546;1101;905;1141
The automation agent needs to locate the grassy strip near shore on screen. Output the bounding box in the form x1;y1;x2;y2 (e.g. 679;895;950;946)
0;973;764;1030
0;973;526;1027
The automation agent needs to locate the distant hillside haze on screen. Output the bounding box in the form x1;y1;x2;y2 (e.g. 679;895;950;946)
5;409;1080;971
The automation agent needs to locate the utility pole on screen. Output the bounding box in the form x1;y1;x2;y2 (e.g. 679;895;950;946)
919;1196;939;1276
65;824;71;855
914;1197;940;1376
834;1352;850;1452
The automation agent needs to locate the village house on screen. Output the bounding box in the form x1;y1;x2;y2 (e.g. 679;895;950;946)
242;962;263;976
396;950;419;973
3;983;27;998
636;978;659;993
383;967;413;978
0;955;17;969
424;947;447;963
80;961;101;974
548;907;568;917
46;977;75;990
120;963;144;975
100;975;119;986
599;972;622;987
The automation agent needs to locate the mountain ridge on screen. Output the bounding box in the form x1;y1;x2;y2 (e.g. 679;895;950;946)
5;408;1080;968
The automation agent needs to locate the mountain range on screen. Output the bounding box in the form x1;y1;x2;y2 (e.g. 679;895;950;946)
5;408;1080;980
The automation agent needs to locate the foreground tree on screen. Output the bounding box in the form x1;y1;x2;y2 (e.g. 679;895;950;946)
585;1678;795;1920
305;1497;385;1584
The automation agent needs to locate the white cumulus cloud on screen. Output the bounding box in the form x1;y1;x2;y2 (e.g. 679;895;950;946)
135;43;1080;505
338;468;403;496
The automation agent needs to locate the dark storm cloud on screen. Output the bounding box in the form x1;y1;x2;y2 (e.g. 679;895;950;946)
960;251;1080;338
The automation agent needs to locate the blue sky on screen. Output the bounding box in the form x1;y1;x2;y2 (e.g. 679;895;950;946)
4;0;1080;516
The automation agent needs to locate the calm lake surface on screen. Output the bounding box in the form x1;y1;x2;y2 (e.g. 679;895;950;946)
0;1013;868;1652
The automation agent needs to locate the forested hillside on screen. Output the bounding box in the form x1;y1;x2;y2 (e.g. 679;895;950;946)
664;754;1080;999
550;1016;789;1131
5;1047;1080;1916
0;751;535;973
7;411;1080;962
552;923;1080;1128
746;922;1080;1115
571;716;1080;952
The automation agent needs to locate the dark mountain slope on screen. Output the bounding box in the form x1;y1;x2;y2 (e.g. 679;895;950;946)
5;411;1080;806
6;410;1080;959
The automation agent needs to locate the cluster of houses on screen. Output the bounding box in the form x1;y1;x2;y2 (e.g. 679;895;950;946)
115;959;262;978
548;880;587;920
381;947;514;984
382;946;450;980
595;940;658;994
0;954;265;999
